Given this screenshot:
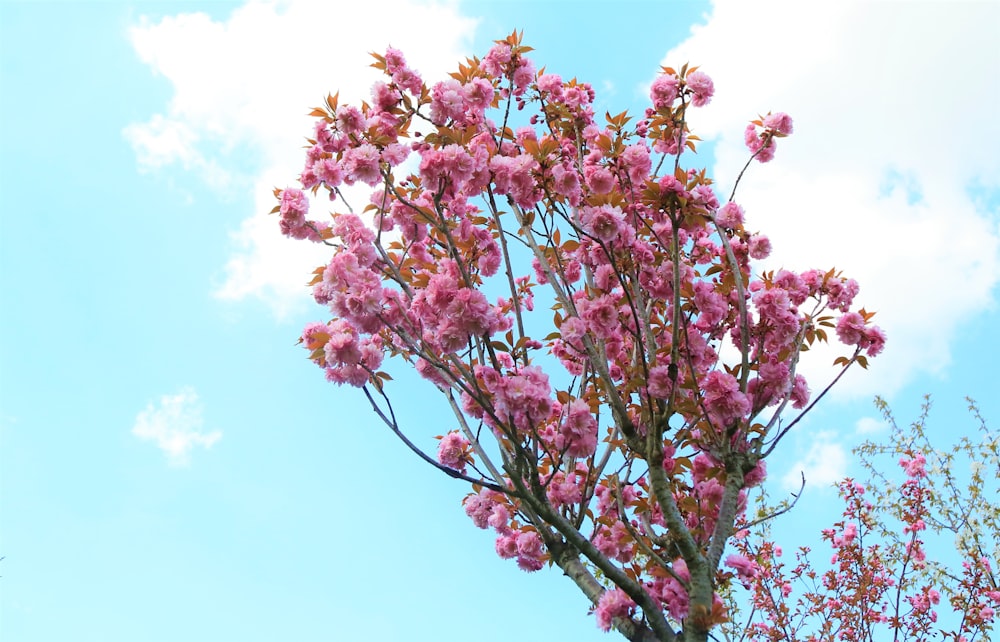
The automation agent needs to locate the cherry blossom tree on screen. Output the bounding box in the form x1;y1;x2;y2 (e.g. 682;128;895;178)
272;32;887;641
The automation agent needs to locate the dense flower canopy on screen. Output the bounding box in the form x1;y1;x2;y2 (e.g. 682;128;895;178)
274;32;886;642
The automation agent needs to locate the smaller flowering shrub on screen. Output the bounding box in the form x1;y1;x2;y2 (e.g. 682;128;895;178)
727;397;1000;641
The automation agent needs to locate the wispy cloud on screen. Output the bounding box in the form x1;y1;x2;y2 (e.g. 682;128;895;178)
132;387;221;466
855;416;887;435
781;430;849;493
780;414;891;493
663;1;1000;400
125;1;479;317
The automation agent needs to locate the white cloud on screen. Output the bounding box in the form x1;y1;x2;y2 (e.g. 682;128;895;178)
132;387;221;466
662;1;1000;399
854;416;886;435
781;431;848;493
126;0;479;316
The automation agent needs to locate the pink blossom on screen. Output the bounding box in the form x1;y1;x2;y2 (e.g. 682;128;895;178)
324;257;383;333
653;129;688;155
487;504;510;531
716;202;745;228
826;277;860;311
647;364;674;399
323;319;362;367
495;534;518;559
481;42;512;78
657;174;688;198
834;522;858;546
620;143;652;186
436;286;499;351
415;357;449;389
702;370;750;427
800;269;824;295
382;142;410;167
324;363;368;387
437;431;469;473
593;522;634;562
659;558;691;620
537;73;563;95
551;164;582;204
515;531;545;571
335;105;366;135
420;144;476;197
861;325;886;356
774;269;809;305
511;58;536;96
745;124;776;162
581;205;624;243
661;442;677;474
595;483;638;517
464;77;495;114
650;74;679;109
383;47;406;73
693;280;727;330
465;490;501;529
763;111;794;135
744;460;767;488
790;375;810;409
393;67;423;95
429;78;467;124
692;184;719;212
593;264;617;291
546;469;585;506
685;70;714;107
557;398;598;459
490;153;542;208
900;453;927;478
331;211;376;249
316;158;345;188
748;234;772;260
370;81;400;111
279;187;308;221
725;553;758;584
342;144;382;185
584;166;615;194
300;321;330;357
578;293;620;340
836;312;865;346
595;588;635;632
486;365;555;433
562;84;594;110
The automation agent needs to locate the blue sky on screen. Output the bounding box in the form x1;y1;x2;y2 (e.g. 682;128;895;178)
1;1;998;641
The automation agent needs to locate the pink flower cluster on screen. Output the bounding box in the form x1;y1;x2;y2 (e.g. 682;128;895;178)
744;112;794;163
837;312;887;356
410;260;506;353
278;188;327;241
429;76;494;125
900;453;927;479
649;69;714;109
725;553;758;587
464;488;546;572
300;320;383;387
436;431;470;473
477;364;554;433
557;399;598;459
702;370;751;429
644;557;694;621
595;588;636;632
